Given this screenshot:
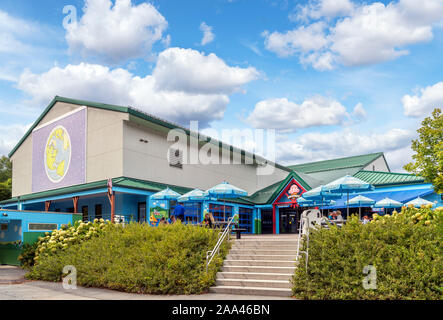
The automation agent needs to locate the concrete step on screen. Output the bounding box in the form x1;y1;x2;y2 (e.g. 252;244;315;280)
227;254;298;261
224;259;296;267
229;249;298;255
234;240;299;246
217;272;293;281
231;244;298;250
222;265;297;274
209;286;292;297
216;278;291;289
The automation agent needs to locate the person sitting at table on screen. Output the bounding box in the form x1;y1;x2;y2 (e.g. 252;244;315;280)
203;213;213;228
328;211;336;220
362;215;370;225
336;210;344;222
158;217;168;225
170;215;177;224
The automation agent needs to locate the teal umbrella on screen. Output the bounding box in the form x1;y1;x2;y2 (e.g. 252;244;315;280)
151;188;182;219
346;195;375;219
302;185;342;215
404;197;434;208
323;175;375;218
374;197;403;215
178;189;208;202
151;187;182;200
206;182;247;221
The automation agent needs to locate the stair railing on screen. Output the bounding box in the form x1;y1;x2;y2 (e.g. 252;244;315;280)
296;216;310;271
205;215;235;273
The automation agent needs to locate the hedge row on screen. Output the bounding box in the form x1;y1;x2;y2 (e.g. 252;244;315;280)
26;222;229;295
292;206;443;299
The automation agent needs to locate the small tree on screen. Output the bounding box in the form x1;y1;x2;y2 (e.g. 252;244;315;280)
0;156;12;201
404;108;443;194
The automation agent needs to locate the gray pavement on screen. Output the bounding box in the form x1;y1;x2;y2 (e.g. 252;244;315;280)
0;266;293;300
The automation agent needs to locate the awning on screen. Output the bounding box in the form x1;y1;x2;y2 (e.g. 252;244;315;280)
322;187;434;209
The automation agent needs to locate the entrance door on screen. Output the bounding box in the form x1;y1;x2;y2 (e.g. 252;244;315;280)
261;209;273;234
138;202;147;223
279;208;298;233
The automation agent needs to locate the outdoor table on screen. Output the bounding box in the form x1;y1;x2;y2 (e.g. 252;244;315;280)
231;227;246;239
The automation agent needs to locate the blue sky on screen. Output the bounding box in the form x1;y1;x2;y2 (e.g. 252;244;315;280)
1;0;443;171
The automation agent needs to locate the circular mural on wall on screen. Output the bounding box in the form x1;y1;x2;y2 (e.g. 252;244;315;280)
44;125;71;183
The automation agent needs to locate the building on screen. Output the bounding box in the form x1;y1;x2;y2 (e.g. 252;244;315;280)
1;96;441;236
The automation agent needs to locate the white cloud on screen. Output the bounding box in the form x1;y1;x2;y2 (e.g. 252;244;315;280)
0;124;29;156
277;128;416;172
153;47;259;94
65;0;168;63
352;102;366;120
266;0;443;69
246;96;353;131
17;48;259;126
402;82;443;117
200;22;215;45
263;22;329;58
293;0;355;22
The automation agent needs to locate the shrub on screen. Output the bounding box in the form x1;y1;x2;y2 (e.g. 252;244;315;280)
26;222;229;294
18;242;38;268
292;206;443;300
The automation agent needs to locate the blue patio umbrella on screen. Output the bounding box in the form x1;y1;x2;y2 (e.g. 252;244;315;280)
206;182;248;221
302;185;342;215
151;187;182;200
323;175;375;218
297;197;335;207
178;189;208;202
374;197;403;215
404;197;434;208
346;195;375;219
151;187;182;220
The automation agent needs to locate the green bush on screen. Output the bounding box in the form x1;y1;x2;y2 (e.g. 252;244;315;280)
292;206;443;300
18;242;38;268
26;222;229;294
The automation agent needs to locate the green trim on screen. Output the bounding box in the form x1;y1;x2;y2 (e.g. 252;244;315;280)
247;171;312;205
8;96;291;173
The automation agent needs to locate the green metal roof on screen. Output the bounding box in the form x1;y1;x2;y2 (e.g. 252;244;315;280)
246;171;312;205
287;152;386;173
8;96;291;173
0;177;195;205
353;170;425;187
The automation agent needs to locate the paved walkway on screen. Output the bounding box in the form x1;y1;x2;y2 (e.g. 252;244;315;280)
0;266;293;300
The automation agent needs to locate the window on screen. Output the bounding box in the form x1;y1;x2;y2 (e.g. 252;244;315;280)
238;207;253;233
169;148;183;169
95;204;102;220
28;223;57;231
209;203;233;222
81;206;89;222
67;207;74;213
1;224;7;231
183;202;201;224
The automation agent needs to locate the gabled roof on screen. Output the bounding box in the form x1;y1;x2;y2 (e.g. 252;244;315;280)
8;96;291;173
287;152;386;174
246;171;312;205
353;170;425;187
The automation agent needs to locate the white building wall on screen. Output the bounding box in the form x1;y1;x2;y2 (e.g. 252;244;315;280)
122;121;288;195
363;156;390;172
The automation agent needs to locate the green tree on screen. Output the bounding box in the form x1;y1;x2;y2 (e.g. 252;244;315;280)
404;108;443;193
0;156;12;201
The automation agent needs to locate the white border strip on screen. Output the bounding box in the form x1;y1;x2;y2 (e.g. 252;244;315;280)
33;106;87;132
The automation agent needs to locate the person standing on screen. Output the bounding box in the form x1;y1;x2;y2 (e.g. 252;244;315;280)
173;202;185;222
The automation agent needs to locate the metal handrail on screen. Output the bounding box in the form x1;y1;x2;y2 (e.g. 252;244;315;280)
205;215;236;273
296;216;310;271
